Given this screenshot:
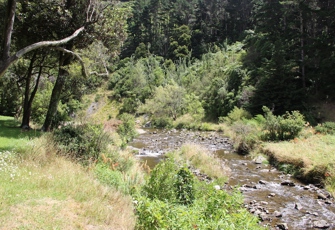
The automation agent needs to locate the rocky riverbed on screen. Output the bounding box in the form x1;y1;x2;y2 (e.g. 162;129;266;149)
129;128;335;229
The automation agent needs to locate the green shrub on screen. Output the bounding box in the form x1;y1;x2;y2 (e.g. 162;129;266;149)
174;167;195;205
262;106;305;141
94;163;124;190
315;122;335;135
135;182;262;230
152;116;173;128
220;106;252;124
117;113;137;147
143;157;178;202
52;123;110;163
252;114;266;124
232;121;260;154
198;122;215;131
174;114;197;130
135;154;263;230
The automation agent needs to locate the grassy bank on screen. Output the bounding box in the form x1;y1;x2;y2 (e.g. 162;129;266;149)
262;134;335;196
0;115;142;229
215;107;335;197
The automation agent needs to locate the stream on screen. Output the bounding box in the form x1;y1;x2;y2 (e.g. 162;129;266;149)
129;128;335;230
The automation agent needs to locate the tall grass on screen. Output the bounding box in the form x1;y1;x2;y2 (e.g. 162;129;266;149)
170;143;230;181
0;135;136;229
263;134;335;196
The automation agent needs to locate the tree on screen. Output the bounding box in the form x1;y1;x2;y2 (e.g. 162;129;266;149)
138;83;186;120
0;0;86;77
40;0;131;131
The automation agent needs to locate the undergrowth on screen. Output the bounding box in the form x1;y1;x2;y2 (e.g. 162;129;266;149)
134;152;263;230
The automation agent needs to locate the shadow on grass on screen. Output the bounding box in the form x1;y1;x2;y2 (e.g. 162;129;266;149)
0;116;41;151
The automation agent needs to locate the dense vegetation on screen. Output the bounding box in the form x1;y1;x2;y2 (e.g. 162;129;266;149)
1;0;335;229
1;0;335;127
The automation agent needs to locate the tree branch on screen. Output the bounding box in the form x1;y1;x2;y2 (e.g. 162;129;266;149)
0;26;85;77
52;47;88;78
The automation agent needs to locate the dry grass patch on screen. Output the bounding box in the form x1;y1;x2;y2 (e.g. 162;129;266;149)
172;143;230;180
0;136;136;230
263;134;335;195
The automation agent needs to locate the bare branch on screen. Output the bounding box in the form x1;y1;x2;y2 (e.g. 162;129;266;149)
89;71;108;76
53;47;88;78
0;26;85;77
15;27;85;58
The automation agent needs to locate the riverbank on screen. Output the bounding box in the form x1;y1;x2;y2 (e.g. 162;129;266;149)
261;134;335;196
217;120;335;198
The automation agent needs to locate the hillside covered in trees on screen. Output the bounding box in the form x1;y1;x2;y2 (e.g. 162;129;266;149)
1;0;335;127
2;1;335;229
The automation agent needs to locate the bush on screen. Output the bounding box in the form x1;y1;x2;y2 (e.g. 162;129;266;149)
152;116;173;128
174;167;195;205
232;121;260;154
117;113;137;147
315;122;335;135
174;114;196;129
262;106;305;141
94;163;124;190
143;157;179;202
135;152;263;230
52;123;110;163
220;106;252;124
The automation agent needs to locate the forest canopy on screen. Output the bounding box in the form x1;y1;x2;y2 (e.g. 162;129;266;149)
1;0;335;128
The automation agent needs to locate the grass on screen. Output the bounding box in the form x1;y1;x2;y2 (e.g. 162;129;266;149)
0;116;137;229
215;114;335;196
0;116;41;151
169;143;230;182
262;134;335;196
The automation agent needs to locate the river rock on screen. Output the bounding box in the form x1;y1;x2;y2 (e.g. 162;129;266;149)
214;185;221;190
273;211;282;217
269;193;276;197
306;210;319;216
281;181;295;186
254;210;262;216
259;180;268;185
243;184;257;189
259;213;270;221
325;200;332;205
253;155;267;164
317;193;327;200
277;223;289;230
294;203;302;210
260;201;268;205
313;220;330;229
303;185;311;190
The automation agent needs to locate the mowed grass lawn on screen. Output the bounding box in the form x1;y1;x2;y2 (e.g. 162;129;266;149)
0;116;41;151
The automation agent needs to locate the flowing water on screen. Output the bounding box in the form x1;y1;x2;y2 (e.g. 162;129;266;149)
129;128;335;229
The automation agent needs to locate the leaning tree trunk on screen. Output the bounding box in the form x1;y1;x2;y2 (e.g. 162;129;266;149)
41;52;71;131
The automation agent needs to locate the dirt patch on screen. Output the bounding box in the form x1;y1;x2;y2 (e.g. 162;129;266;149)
103;119;122;133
